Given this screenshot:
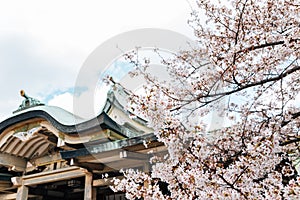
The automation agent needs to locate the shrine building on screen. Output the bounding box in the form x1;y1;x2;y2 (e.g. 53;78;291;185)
0;89;164;200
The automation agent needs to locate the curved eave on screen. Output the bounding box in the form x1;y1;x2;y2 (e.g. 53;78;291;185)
0;109;122;136
105;89;148;126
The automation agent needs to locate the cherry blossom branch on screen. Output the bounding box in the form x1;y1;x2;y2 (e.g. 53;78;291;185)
236;39;299;54
218;174;248;199
196;60;299;99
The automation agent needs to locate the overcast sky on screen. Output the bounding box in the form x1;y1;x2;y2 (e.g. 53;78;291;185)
0;0;195;121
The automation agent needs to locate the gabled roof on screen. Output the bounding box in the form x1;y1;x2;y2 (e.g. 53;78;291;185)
0;105;122;135
0;86;147;136
0;88;155;165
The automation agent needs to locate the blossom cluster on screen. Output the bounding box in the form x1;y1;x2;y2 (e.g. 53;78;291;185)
111;0;300;199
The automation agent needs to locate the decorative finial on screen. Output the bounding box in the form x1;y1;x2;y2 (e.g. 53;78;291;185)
20;90;25;97
13;90;45;114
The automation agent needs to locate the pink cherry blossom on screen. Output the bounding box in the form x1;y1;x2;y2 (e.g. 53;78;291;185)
111;0;300;199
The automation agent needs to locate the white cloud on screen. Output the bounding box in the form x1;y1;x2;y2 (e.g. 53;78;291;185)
48;92;74;114
0;0;194;57
0;0;194;121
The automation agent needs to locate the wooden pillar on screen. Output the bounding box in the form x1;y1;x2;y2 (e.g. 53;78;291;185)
144;162;150;173
16;185;28;200
144;163;150;188
92;187;97;200
84;173;93;200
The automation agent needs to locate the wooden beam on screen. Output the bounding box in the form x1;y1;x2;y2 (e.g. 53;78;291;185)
30;153;63;167
24;167;87;186
76;149;121;163
0;153;27;172
11;177;22;186
0;193;42;200
119;151;150;160
13;166;88;186
70;158;105;171
93;176;123;187
84;173;93;200
0;193;17;200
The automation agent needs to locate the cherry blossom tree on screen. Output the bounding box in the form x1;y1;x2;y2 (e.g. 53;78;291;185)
111;0;300;199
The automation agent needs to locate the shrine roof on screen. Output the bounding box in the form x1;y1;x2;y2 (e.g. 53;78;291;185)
0;104;122;135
